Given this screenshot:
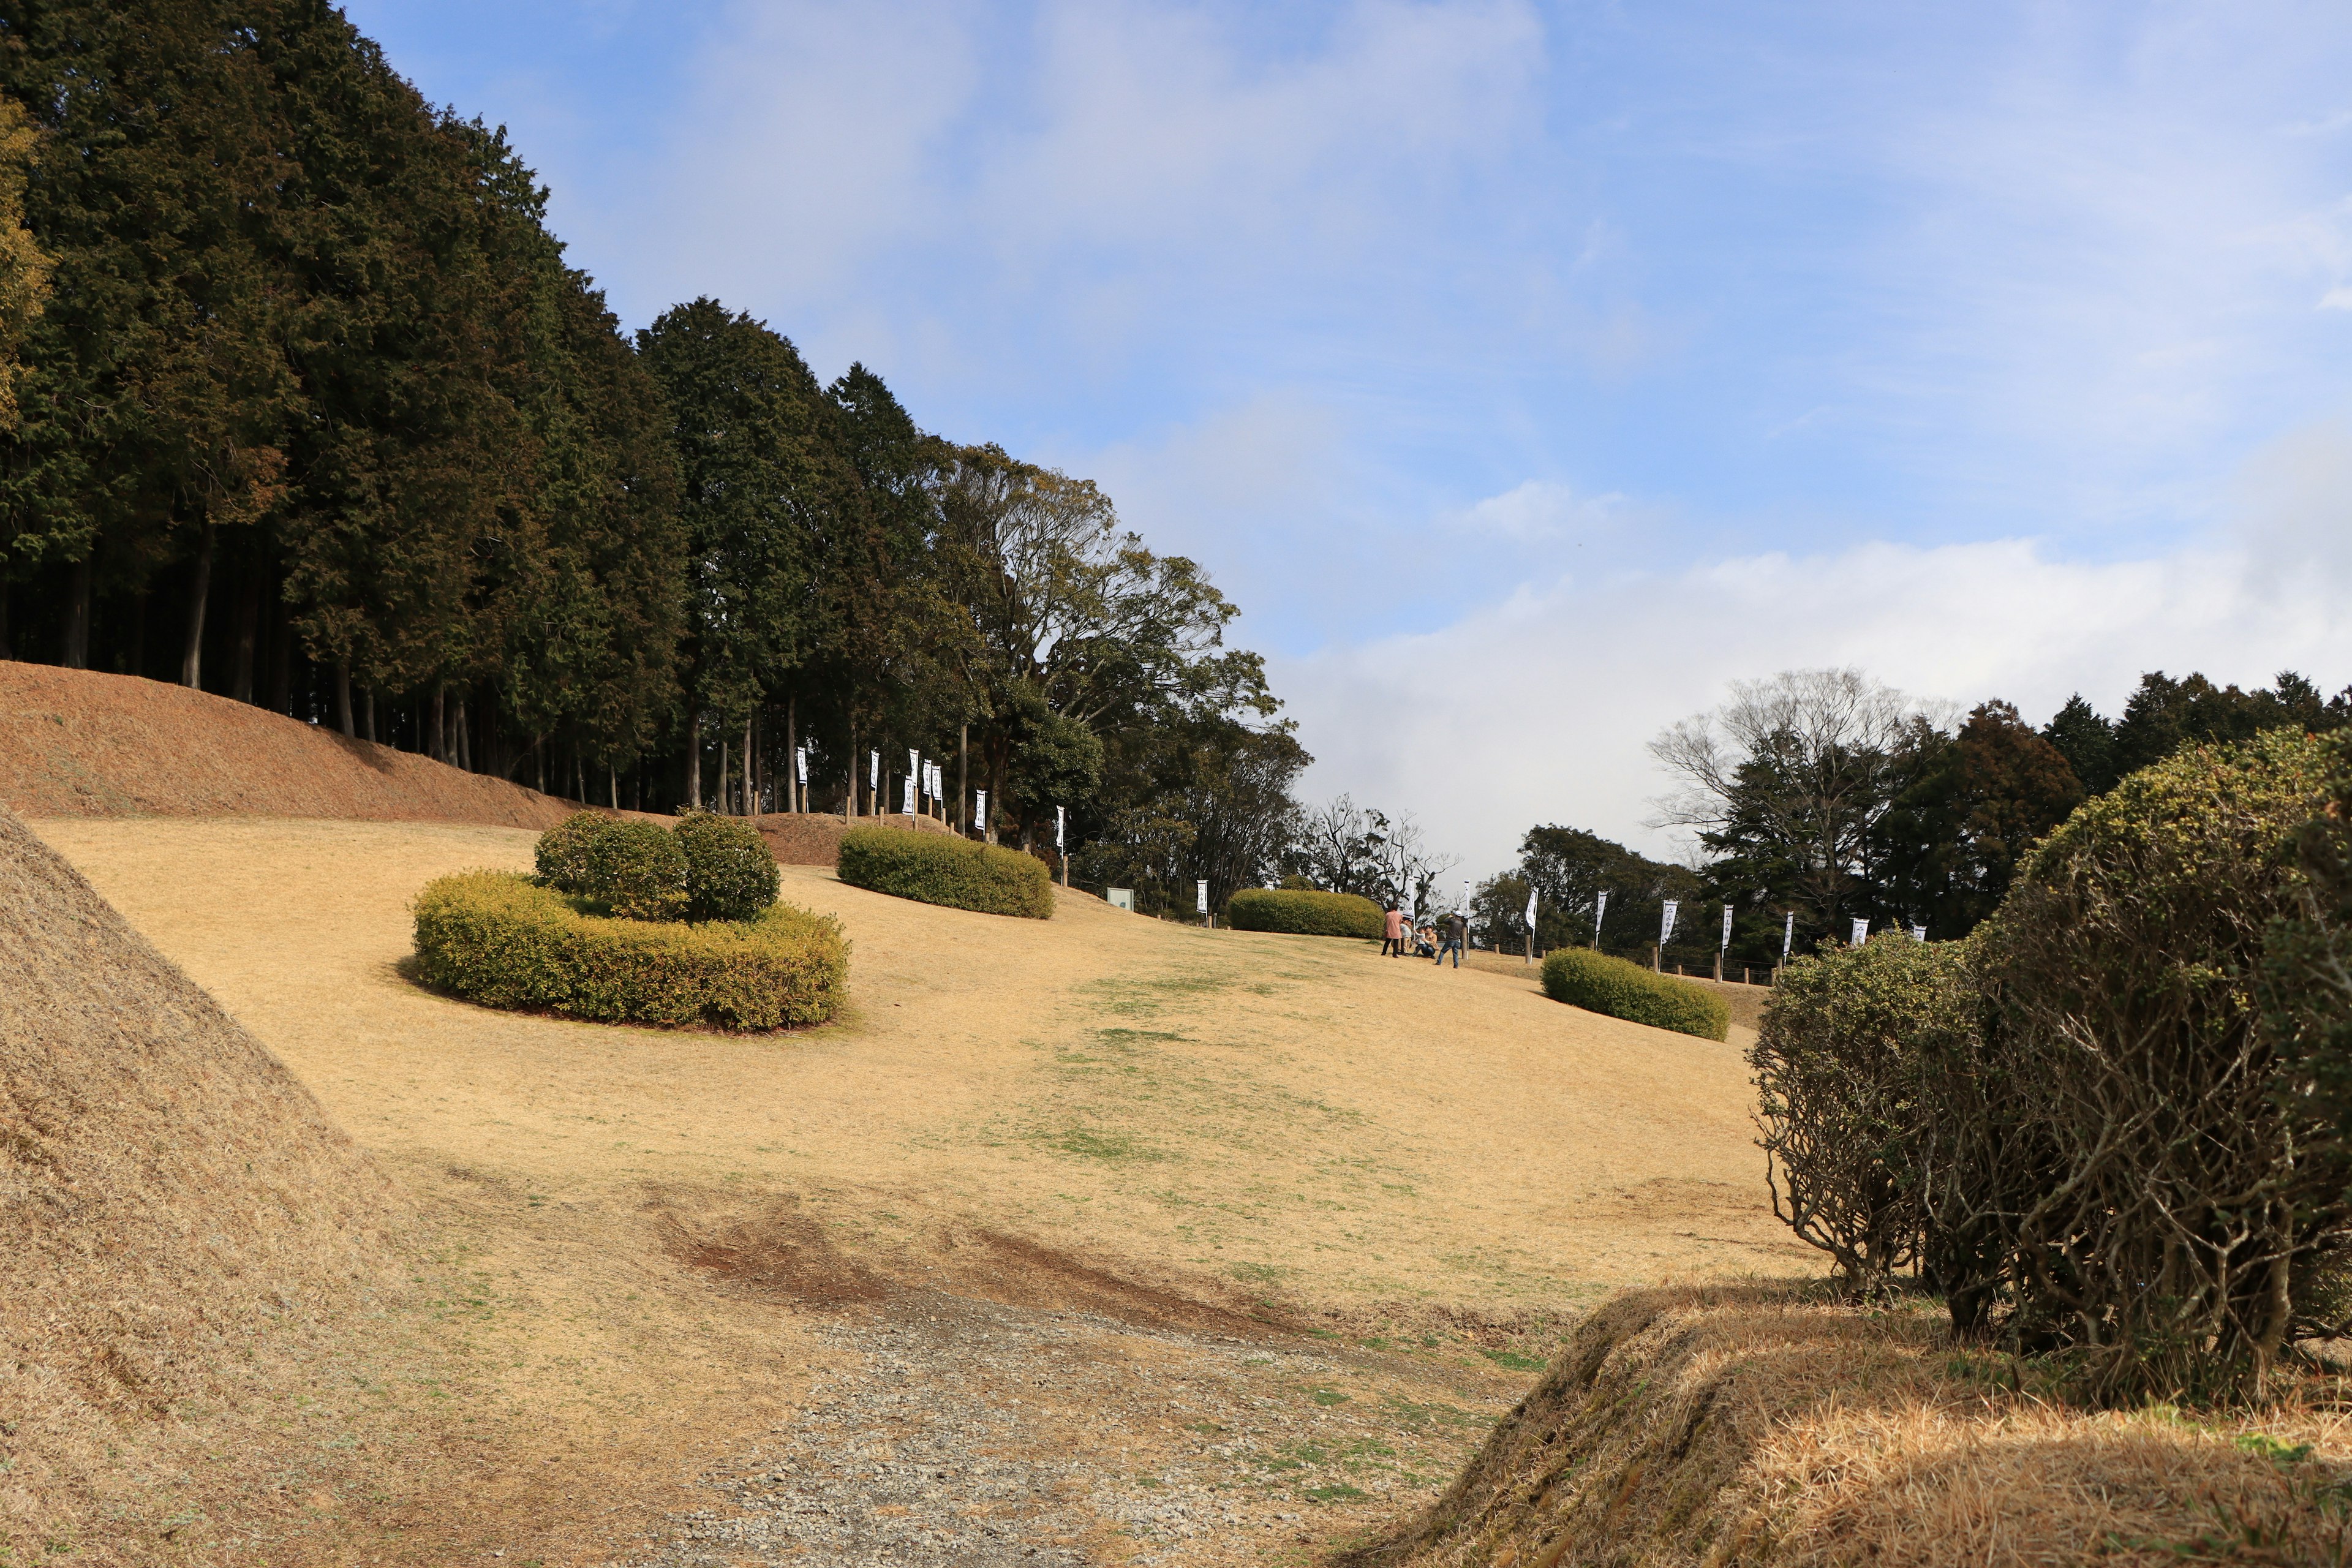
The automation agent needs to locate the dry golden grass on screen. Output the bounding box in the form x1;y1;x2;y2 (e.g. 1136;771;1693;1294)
1343;1284;2352;1568
0;662;576;824
17;814;1811;1561
0;806;410;1557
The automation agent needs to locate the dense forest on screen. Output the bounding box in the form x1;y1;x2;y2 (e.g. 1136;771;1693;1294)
1472;668;2352;970
0;0;1306;911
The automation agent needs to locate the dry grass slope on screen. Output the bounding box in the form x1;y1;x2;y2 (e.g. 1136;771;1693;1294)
0;661;575;824
0;805;409;1556
1343;1284;2352;1568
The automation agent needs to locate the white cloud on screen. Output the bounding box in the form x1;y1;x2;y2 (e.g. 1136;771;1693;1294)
2321;286;2352;311
1276;420;2352;881
1447;480;1624;541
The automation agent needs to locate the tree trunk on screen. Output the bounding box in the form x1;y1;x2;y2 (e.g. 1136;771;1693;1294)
62;556;89;669
181;521;214;689
334;661;355;737
610;766;619;810
718;737;730;815
687;710;703;809
457;695;472;771
230;565;260;703
431;687;447;764
127;590;148;679
845;721;857;821
363;688;377;744
959;725;968;836
266;596;292;714
744;715;756;815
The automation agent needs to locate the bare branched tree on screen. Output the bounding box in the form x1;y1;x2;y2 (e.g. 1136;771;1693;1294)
1649;668;1950;925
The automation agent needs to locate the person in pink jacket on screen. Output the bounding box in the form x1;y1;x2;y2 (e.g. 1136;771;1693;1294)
1381;901;1406;957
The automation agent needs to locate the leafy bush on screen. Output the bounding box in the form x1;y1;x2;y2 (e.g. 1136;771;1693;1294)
1224;888;1384;938
835;826;1053;919
1539;949;1728;1041
674;810;779;922
1973;728;2341;1396
534;812;606;895
412;872;845;1030
586;821;688;921
1751;932;1980;1300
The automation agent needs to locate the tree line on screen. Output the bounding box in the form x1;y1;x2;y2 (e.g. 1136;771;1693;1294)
0;0;1308;906
1472;666;2352;970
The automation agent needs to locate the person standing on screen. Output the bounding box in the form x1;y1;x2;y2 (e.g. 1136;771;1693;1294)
1382;900;1405;957
1436;910;1466;968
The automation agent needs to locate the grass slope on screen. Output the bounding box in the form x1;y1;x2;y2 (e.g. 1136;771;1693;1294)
29;815;1812;1561
0;660;576;824
0;805;405;1556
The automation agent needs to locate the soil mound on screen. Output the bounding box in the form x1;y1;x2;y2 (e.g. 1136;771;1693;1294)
754;808;957;865
0;805;401;1547
0;660;575;824
1344;1285;2351;1568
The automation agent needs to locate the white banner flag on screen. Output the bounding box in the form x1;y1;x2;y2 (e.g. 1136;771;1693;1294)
1594;889;1608;944
1721;902;1733;951
1910;923;1927;943
908;748;919;792
1782;910;1794;962
1661;900;1679;943
868;749;880;790
903;776;915;815
1056;805;1065;850
975;788;987;832
1524;887;1537;928
794;746;808;785
1850;918;1870;946
1196;879;1209;914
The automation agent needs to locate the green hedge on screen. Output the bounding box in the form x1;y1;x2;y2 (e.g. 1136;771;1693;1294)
674;811;779;922
1540;948;1728;1041
834;826;1054;918
1224;888;1384;938
587;821;688;921
413;871;846;1030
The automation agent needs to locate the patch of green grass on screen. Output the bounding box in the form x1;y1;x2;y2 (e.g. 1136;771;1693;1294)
1479;1347;1548;1371
1310;1388;1351;1406
1303;1483;1368;1503
1049;1128;1170;1162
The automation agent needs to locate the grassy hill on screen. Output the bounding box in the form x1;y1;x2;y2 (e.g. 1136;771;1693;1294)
20;811;1804;1562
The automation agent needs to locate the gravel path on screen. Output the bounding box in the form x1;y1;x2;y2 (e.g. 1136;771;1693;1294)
611;1285;1506;1567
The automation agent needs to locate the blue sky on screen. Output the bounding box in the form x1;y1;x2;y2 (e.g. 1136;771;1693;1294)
348;1;2352;872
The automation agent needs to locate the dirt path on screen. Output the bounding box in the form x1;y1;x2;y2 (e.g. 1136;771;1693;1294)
28;817;1809;1562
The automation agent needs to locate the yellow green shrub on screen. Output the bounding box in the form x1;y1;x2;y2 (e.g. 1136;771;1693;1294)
412;871;845;1031
834;826;1053;918
1224;888;1384;938
1540;948;1728;1040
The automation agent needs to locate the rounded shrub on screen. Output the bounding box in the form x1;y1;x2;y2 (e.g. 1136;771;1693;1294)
412;872;846;1030
835;825;1053;918
1539;949;1728;1041
533;811;606;895
1750;932;1980;1300
1224;888;1384;938
585;821;688;921
675;810;780;922
1973;728;2339;1395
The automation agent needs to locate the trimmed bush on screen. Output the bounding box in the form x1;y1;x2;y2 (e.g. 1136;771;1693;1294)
534;811;605;895
413;872;845;1030
1224;888;1384;938
1972;728;2340;1396
586;820;687;921
675;810;780;922
1539;949;1728;1041
1749;932;1980;1299
835;826;1053;918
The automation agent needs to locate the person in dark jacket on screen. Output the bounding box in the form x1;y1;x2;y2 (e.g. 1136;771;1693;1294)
1434;911;1466;968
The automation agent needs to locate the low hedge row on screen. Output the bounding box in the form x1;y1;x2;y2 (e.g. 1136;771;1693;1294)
1540;948;1728;1041
834;826;1054;918
1224;888;1384;938
413;871;846;1030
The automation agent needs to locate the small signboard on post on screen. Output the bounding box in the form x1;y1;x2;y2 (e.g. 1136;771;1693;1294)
1851;917;1870;946
1593;889;1608;948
